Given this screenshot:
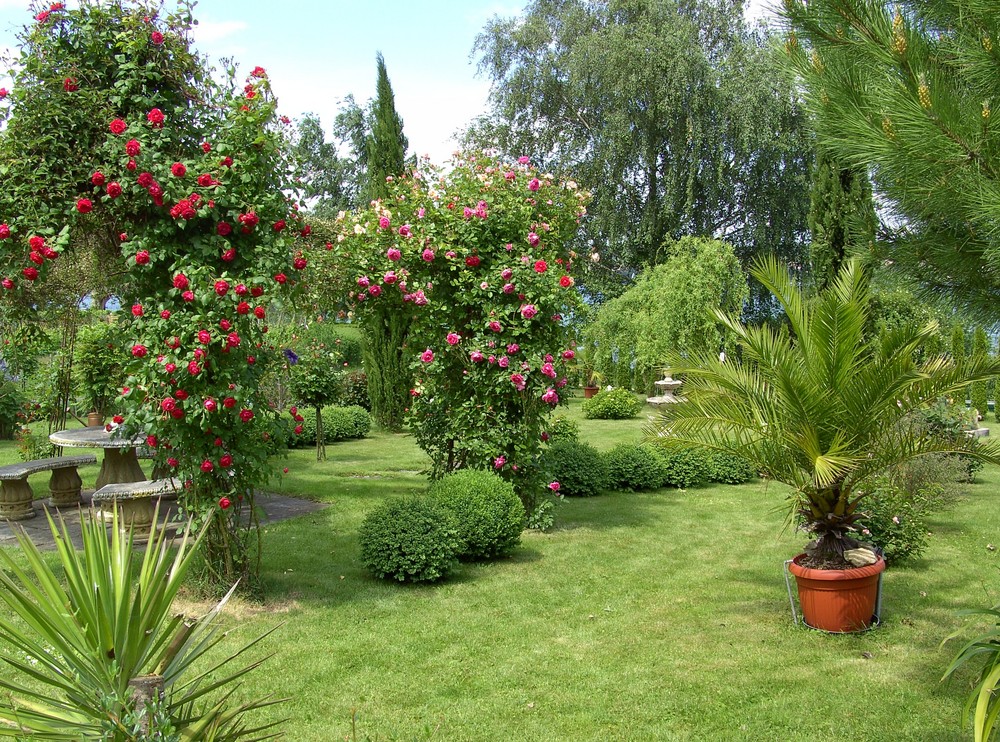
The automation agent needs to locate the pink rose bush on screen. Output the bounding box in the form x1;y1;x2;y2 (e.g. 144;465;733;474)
334;153;589;509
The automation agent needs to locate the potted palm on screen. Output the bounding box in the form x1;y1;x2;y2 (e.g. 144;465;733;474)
647;257;1000;632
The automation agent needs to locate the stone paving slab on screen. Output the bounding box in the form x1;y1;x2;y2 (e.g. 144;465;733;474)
0;491;328;550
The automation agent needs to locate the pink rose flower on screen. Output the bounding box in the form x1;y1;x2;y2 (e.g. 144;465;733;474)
387;247;401;261
420;348;435;363
541;388;559;404
527;232;540;247
446;332;461;346
422;248;435;262
548;481;561;492
470;350;485;363
521;304;538;319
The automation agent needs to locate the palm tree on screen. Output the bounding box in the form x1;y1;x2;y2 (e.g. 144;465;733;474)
647;256;1000;565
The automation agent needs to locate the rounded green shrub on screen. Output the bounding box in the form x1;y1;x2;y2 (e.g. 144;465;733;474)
581;387;642;419
603;444;667;491
649;445;712;489
544;415;580;444
707;451;757;484
429;469;525;560
358;497;462;583
285;405;372;447
544;440;609;497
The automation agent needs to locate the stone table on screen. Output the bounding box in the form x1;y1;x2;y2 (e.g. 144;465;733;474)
49;427;147;489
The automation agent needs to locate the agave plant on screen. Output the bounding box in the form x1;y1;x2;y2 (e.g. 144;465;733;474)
943;604;1000;742
0;507;284;740
647;256;1000;564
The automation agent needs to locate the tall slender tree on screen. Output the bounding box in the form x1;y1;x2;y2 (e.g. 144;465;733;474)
360;53;411;430
364;52;408;204
807;149;877;291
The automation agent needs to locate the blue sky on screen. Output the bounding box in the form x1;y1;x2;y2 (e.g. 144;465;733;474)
0;0;773;164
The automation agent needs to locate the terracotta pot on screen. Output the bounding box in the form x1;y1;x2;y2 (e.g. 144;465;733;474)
788;553;885;633
583;386;600;399
86;411;104;428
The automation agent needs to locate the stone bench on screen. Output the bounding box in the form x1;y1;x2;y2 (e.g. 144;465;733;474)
92;478;180;529
0;454;99;520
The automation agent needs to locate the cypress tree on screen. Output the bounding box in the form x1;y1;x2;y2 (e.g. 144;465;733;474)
951;323;968;407
361;52;411;431
970;326;990;418
807;149;876;292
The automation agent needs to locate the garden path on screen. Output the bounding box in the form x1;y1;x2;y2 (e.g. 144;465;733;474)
0;491;327;550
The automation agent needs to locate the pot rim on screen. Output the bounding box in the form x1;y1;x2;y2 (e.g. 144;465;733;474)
788;552;886;581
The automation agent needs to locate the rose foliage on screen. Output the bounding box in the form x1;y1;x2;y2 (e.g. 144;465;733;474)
0;1;307;589
334;154;589;509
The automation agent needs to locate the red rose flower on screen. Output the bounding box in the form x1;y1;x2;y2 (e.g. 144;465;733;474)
201;141;211;152
197;173;215;187
274;273;287;284
174;389;189;400
20;267;37;281
221;156;233;167
182;290;195;302
125;139;141;157
0;224;9;240
187;361;201;375
219;454;233;468
219;496;231;509
167;457;179;468
145;435;158;448
91;171;106;186
147;107;165;127
170;162;187;177
294;424;304;435
214;280;229;296
131;344;148;357
219;319;231;331
200;459;214;473
1;278;13;290
221;248;236;262
134;250;150;265
172;273;189;290
76;198;93;214
204;398;217;412
227;332;241;347
272;220;286;232
293;257;307;270
534;259;548;273
160;310;171;319
236;301;250;315
164;362;176;373
106;182;122;198
160;397;176;412
150;31;164;44
250;286;264;298
126;159;137;171
28;252;44;266
131;304;143;317
253;306;265;319
559;275;573;287
466;255;481;268
215;221;232;237
239;409;254;422
197;330;211;344
63;78;78;92
223;397;236;409
137;172;154;188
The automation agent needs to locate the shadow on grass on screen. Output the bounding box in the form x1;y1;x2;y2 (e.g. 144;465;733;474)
552;489;674;532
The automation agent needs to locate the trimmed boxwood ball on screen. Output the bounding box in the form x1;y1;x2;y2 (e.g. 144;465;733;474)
545;440;609;497
429;469;525;560
708;451;757;484
581;387;642;419
648;444;712;489
358;497;462;583
603;444;668;491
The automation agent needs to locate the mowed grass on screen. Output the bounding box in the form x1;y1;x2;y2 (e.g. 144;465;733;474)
2;396;999;740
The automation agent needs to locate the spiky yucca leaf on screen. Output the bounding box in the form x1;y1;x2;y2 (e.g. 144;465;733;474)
0;506;284;739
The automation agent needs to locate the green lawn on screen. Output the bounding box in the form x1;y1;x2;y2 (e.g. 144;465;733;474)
2;397;999;740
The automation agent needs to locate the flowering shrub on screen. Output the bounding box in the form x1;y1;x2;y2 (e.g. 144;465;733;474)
334;153;589;511
857;476;931;564
0;2;306;589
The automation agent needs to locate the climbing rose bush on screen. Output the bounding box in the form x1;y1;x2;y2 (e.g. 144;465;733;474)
0;1;305;589
335;153;589;512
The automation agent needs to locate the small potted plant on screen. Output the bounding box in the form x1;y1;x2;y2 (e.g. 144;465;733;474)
648;257;1000;632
